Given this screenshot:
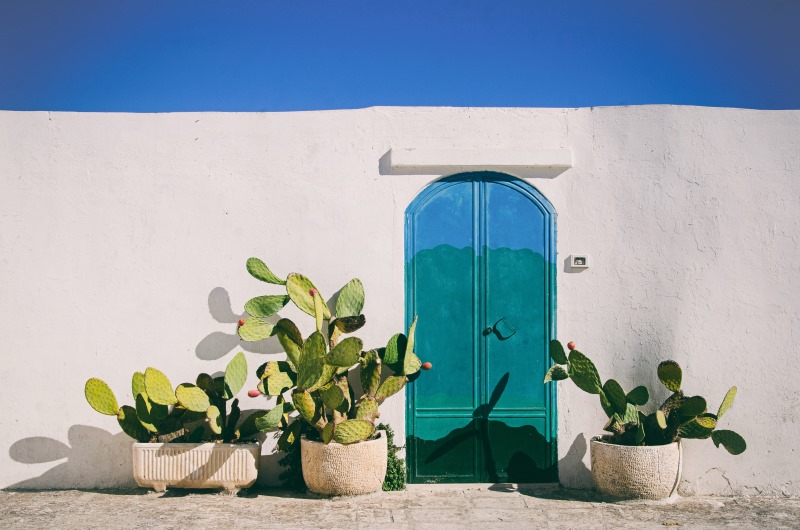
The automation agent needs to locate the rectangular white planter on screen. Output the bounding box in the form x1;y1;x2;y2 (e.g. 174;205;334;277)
132;442;260;492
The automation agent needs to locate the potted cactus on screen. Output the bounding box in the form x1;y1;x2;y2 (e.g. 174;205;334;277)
238;258;426;495
84;352;287;493
545;340;746;499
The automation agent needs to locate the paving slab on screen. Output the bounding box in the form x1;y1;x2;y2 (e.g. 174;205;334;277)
1;485;798;529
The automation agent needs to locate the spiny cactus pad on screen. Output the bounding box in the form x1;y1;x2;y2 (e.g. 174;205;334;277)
657;360;682;392
549;340;568;365
144;368;177;406
266;371;296;396
567;350;602;394
677;396;707;418
135;392;160;432
335;278;365;318
602;379;628;416
332;314;366;334
383;333;407;374
207;405;223;435
292;389;319;425
360;350;382;396
254;402;294;433
176;384;212;412
244;295;290;318
327;337;363;367
711;429;746;455
131;372;146;400
224;351;248;399
656;410;667;429
376;375;407;402
679;415;717;439
85;378;119;416
332;419;375;444
717;387;737;418
196;373;217;396
543;364;569;383
322;422;335;444
297;331;326;390
246;257;286;285
356;397;380;422
238;317;276;341
275;318;303;367
625;385;649;406
117;405;150;442
286;273;331;319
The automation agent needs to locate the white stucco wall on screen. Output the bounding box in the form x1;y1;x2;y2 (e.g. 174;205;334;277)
1;106;798;494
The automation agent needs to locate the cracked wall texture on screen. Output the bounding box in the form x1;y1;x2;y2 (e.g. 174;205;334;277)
0;106;798;494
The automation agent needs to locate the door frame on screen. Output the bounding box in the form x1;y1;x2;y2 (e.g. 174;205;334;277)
404;171;558;483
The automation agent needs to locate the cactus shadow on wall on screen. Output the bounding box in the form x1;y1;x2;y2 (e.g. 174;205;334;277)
7;425;140;491
196;287;284;360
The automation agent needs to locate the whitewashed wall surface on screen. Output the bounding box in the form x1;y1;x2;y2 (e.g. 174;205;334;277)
1;106;798;495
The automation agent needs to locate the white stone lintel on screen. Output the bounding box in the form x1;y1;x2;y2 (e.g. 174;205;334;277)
387;148;572;171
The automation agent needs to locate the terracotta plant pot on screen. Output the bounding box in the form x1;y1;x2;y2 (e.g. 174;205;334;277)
590;437;682;500
132;442;260;493
301;431;387;496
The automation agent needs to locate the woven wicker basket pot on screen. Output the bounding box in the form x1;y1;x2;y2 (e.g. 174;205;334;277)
132;442;260;493
301;431;387;496
590;437;682;499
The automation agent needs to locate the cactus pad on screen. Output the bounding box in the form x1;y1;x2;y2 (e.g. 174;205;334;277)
292;389;319;425
266;371;296;396
85;378;119;416
143;368;177;406
383;333;407;373
625;385;649;406
176;384;212;412
678;416;716;439
677;396;707;418
117;405;151;442
657;360;682;392
312;290;325;332
257;360;293;380
717;386;737;419
286;273;331;319
543;365;569;383
327;337;363;367
602;379;628;416
237;317;276;341
254;402;294;433
656;410;667;429
224;351;248;399
322;422;335;444
131;372;146;400
332;419;375;444
196;373;218;396
711;429;747;455
360;350;382;396
321;382;347;412
244;295;290;318
567;350;602;394
135;392;160;432
356;397;380;422
275;318;303;367
376;375;407;402
297;331;326;390
207;405;223;435
332;315;366;334
549;340;568;364
335;278;365;318
246;257;286;285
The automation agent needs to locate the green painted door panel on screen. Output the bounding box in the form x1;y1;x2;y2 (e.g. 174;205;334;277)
406;172;557;483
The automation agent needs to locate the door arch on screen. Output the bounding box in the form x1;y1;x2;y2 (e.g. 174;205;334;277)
405;171;557;483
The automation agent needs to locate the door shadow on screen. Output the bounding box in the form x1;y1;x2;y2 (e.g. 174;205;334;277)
408;373;558;483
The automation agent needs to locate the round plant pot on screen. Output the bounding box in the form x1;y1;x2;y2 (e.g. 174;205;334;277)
590;437;682;500
301;431;387;496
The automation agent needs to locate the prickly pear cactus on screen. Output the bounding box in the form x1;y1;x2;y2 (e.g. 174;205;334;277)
85;379;119;416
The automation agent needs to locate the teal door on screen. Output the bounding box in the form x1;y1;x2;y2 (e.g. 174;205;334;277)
405;172;557;484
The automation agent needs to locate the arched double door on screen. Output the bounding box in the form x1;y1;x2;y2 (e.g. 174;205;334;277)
405;172;557;483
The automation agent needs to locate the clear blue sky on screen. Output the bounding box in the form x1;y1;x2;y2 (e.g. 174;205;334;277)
1;0;798;112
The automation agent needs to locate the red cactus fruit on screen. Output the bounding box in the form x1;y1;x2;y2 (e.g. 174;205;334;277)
421;362;432;370
567;341;576;351
309;289;317;297
247;389;261;398
238;319;245;327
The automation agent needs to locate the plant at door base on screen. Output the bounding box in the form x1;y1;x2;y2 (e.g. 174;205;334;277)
543;340;746;455
238;257;427;449
84;352;285;443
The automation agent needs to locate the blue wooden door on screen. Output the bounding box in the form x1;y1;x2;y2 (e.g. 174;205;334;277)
405;172;557;483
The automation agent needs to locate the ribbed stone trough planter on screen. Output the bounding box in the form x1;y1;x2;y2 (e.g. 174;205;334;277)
132;442;260;493
590;437;682;500
301;431;387;496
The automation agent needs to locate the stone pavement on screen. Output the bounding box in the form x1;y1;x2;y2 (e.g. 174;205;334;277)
1;485;798;529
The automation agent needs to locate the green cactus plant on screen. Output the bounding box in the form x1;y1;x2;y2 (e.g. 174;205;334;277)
544;339;746;455
84;352;285;444
239;257;426;456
